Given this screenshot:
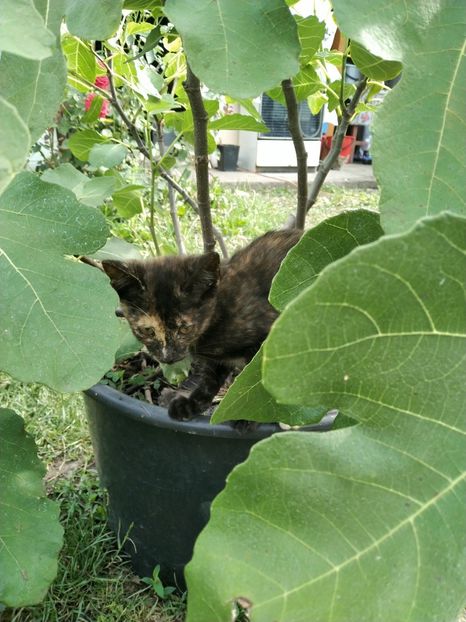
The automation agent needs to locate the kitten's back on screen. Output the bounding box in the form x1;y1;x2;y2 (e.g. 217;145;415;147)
221;229;301;297
197;230;301;362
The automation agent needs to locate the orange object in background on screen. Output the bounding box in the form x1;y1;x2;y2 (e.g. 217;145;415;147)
320;135;355;161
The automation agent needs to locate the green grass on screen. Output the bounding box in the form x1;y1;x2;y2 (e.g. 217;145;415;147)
0;378;92;466
106;181;379;257
0;378;185;622
0;184;379;622
4;471;185;622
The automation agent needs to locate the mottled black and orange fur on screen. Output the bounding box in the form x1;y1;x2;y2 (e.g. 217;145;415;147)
102;230;300;420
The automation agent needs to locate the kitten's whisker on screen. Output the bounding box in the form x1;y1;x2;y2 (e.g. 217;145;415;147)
130;303;150;318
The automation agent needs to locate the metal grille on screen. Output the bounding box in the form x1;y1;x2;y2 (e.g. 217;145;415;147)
260;94;322;139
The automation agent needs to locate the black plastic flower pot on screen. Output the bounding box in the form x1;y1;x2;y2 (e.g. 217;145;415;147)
218;144;240;171
83;383;335;587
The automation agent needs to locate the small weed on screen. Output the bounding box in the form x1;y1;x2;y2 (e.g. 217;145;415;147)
142;566;177;600
159;357;191;386
101;368;126;389
128;372;161;389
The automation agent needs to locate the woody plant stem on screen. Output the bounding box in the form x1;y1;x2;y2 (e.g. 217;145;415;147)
182;64;216;254
95;57;227;256
281;78;308;230
306;77;368;212
282;71;368;227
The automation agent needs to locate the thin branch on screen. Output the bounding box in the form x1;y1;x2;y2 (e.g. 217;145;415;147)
68;71;110;98
141;355;154;404
339;45;349;114
154;117;186;255
281;78;307;230
157;169;228;257
183;64;216;253
306;77;368;213
107;69;152;160
105;62;228;256
212;224;228;258
144;118;162;256
148;169;162;256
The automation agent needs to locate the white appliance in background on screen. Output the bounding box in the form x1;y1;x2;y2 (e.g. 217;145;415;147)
257;94;322;169
237;95;323;171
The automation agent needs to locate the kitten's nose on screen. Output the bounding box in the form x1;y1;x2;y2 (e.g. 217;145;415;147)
115;307;124;318
159;348;185;364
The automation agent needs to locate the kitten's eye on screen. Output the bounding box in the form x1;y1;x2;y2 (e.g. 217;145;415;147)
178;324;192;335
141;327;156;337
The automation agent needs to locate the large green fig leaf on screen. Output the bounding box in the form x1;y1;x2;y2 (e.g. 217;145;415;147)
211;346;326;425
0;98;31;196
187;213;466;621
65;0;125;41
333;0;466;233
350;41;402;81
42;164;117;208
264;213;466;418
62;34;97;93
267;64;321;105
0;0;55;60
0;172;120;391
186;427;465;622
68;129;109;161
270;209;383;311
0;408;62;606
0;0;66;144
164;0;300;98
296;15;326;65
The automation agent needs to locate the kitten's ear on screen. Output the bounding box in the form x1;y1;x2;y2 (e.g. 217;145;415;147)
195;252;220;289
101;260;141;295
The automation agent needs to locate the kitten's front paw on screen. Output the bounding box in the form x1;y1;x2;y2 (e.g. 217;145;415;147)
158;387;178;408
168;395;199;421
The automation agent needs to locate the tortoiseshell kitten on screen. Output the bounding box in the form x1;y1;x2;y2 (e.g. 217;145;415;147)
102;230;300;421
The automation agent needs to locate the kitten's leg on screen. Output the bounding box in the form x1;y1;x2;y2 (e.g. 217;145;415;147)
168;360;230;421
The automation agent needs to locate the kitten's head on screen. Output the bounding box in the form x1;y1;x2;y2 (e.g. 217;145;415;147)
102;253;220;363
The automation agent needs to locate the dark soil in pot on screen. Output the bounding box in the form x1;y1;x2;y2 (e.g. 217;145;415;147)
84;353;336;587
99;351;229;413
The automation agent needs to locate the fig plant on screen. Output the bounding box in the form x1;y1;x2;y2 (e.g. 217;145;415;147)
0;1;464;621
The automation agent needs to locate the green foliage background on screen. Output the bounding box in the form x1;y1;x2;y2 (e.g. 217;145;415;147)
0;0;464;619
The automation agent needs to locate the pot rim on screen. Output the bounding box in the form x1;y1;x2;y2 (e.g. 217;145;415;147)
84;383;337;439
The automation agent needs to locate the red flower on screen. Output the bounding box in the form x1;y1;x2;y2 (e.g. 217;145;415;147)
95;75;110;90
84;92;110;118
83;73;111;118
